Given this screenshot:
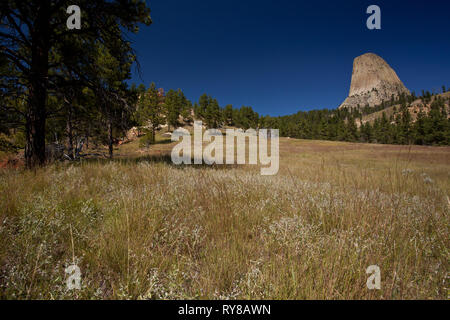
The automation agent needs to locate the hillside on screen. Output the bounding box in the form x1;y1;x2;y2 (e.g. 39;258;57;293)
360;91;450;126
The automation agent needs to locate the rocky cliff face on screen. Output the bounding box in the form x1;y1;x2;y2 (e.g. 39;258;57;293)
339;53;410;109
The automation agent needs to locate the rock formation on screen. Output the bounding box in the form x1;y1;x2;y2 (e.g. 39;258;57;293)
339;53;410;109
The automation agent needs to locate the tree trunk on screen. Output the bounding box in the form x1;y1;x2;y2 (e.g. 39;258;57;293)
66;103;74;159
108;116;113;159
25;1;50;168
26;81;47;168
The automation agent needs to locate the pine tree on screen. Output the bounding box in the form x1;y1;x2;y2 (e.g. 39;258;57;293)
413;110;426;145
398;106;412;144
0;1;151;167
178;90;192;123
165;89;181;131
205;98;221;128
136;82;164;145
224;105;233;126
346;117;359;142
197;94;210;120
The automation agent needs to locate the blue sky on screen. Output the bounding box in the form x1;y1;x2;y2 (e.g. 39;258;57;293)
128;0;450;116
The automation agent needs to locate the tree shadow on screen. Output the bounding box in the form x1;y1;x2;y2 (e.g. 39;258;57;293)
153;138;173;145
78;153;242;171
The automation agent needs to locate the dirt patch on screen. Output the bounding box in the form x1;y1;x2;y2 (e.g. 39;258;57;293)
0;155;24;169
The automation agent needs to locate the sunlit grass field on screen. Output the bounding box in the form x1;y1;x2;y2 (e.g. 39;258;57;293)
0;137;448;299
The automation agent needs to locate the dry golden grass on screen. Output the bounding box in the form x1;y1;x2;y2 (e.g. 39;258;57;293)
0;137;448;299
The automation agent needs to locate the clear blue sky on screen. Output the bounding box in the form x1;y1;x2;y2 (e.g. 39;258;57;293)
128;0;450;116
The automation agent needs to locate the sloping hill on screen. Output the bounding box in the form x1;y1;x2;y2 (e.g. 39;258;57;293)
360;91;450;126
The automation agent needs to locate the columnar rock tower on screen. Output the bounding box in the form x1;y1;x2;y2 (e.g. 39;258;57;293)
338;53;410;109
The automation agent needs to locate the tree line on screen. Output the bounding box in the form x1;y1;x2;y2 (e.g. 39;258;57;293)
179;89;450;146
130;85;261;137
260;90;449;146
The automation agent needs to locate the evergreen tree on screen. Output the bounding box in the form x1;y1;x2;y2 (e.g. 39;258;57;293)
205;98;221;128
136;82;164;145
165;89;181;131
0;0;151;167
197;93;209;119
413;110;426;145
224;104;234;126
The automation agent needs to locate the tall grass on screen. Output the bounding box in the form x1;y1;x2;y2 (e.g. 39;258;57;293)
0;139;448;299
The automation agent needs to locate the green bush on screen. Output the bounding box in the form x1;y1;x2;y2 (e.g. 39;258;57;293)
0;133;20;153
138;128;154;148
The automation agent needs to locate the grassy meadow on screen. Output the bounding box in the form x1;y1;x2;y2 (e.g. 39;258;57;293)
0;137;449;299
